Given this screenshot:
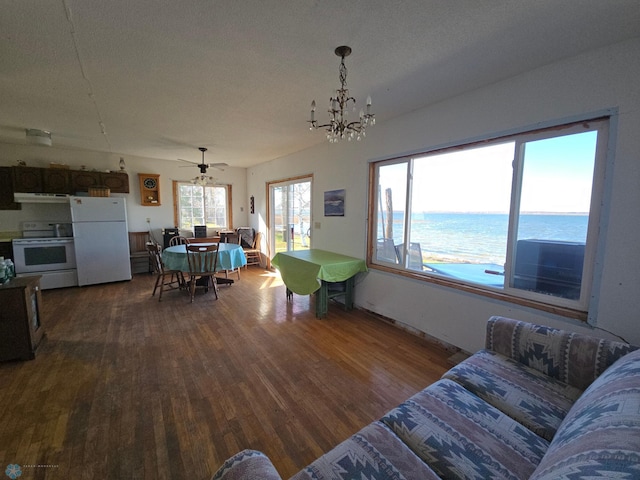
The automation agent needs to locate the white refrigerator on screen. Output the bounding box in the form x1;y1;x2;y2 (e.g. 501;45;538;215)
70;196;132;286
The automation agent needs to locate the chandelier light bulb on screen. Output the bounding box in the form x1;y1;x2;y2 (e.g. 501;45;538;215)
308;46;375;143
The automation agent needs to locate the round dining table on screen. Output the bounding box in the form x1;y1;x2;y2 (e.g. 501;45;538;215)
162;243;247;284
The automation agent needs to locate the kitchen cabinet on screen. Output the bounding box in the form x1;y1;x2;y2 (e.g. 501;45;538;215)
0;167;20;210
0;276;44;361
10;167;129;195
101;172;129;193
12;166;43;193
70;170;129;193
70;170;100;191
43;168;71;193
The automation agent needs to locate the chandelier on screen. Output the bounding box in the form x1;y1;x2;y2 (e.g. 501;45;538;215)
308;46;375;143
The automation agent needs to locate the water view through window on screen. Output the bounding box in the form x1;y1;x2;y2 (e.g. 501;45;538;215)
372;118;607;311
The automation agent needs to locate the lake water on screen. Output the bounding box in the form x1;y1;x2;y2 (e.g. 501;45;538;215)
381;213;588;264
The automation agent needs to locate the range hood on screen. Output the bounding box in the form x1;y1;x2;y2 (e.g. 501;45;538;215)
14;192;71;204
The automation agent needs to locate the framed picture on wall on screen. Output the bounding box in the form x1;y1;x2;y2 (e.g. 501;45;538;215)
324;189;345;216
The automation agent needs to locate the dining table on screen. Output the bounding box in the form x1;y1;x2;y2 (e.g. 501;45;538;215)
162;243;247;285
271;249;367;318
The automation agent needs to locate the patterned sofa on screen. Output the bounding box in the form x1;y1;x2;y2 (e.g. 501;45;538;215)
212;316;640;479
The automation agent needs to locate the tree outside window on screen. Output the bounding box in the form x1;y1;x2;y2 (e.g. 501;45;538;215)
176;182;229;232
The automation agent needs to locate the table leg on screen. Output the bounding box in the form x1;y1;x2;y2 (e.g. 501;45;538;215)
315;281;329;318
286;288;293;302
345;276;355;310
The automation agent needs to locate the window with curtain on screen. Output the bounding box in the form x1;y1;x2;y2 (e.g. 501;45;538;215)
369;117;609;317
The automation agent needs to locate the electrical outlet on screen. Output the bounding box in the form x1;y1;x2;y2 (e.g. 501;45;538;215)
146;218;151;223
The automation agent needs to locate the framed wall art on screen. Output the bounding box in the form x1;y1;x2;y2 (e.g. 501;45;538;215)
324;189;345;216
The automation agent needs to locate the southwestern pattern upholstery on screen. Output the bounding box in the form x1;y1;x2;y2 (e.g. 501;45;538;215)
211;316;639;479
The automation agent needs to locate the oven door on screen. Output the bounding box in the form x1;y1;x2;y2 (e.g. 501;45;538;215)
12;238;77;273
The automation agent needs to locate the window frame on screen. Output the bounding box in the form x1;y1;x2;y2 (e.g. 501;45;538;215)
367;116;611;321
172;181;233;232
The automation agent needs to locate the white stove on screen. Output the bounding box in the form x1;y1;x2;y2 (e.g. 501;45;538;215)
12;221;78;289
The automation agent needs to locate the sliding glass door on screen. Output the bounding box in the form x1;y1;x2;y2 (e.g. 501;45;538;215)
268;176;312;255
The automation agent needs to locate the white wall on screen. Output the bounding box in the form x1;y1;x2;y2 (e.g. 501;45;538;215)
247;38;640;351
0;146;248;241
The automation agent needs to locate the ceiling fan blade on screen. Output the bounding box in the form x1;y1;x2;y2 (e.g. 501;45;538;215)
207;162;228;170
178;158;200;167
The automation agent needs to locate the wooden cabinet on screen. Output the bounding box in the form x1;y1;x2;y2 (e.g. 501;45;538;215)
10;167;129;195
138;173;160;206
101;172;130;193
12;167;43;193
0;276;44;361
43;168;71;193
70;170;129;193
0;167;20;210
70;170;101;191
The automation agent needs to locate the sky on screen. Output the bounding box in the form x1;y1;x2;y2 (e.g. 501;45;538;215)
379;130;598;214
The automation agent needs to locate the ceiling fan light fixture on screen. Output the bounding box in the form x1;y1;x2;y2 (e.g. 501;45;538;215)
26;128;52;146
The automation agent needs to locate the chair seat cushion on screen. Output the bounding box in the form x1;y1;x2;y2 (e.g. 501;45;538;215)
380;379;549;480
443;349;583;441
290;421;440;480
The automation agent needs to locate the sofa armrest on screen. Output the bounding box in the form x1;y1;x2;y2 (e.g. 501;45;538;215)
211;450;282;480
485;316;636;390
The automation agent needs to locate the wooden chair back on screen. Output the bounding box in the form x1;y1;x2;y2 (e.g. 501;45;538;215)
251;231;263;250
186;244;219;274
169;235;189;246
186;244;219;302
188;237;220;244
147;242;164;274
244;231;263;266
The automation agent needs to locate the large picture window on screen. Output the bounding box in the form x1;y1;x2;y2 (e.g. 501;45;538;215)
174;182;230;232
369;117;609;317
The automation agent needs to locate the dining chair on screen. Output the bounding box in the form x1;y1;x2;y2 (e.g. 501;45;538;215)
220;232;241;279
169;235;189;246
188;237;220;244
186;244;219;302
243;231;263;267
148;242;184;301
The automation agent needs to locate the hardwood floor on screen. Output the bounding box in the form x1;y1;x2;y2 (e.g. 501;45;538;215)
0;267;453;479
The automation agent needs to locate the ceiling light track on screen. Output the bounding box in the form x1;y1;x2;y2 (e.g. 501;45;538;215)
308;46;376;143
62;0;111;151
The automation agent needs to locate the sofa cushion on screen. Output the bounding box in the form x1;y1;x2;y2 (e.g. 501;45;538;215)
443;349;582;441
290;421;440;480
381;379;549;480
486;316;637;390
530;348;640;479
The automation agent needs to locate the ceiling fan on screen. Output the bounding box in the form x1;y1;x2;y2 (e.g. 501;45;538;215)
179;147;228;173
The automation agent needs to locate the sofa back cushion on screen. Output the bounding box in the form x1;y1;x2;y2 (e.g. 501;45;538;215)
530;348;640;479
486;316;636;390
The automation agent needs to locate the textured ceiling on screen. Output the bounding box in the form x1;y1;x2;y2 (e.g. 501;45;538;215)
1;1;639;167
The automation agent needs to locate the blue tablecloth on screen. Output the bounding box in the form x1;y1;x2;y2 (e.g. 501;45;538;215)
162;243;247;272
